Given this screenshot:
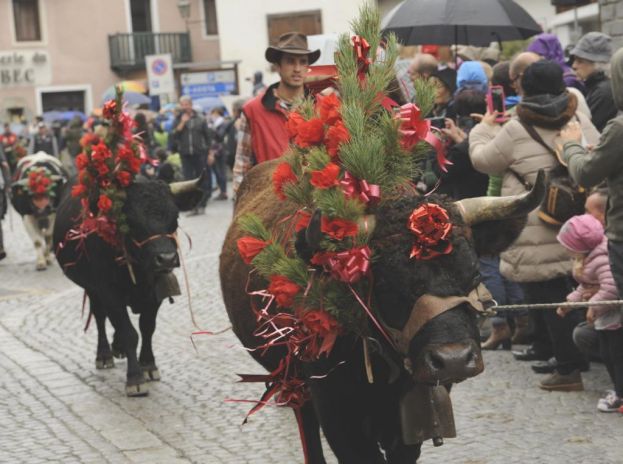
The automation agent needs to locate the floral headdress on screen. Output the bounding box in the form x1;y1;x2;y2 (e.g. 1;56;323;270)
27;167;55;196
233;6;451;421
69;88;142;249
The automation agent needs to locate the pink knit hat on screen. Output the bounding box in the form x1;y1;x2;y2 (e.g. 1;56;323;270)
557;214;604;253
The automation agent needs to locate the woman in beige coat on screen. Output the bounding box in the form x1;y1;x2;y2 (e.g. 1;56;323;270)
469;61;600;391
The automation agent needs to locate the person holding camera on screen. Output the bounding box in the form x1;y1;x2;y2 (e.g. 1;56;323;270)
561;48;623;408
469;61;600;391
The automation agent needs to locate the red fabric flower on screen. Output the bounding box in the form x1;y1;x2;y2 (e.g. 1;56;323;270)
316;93;342;125
91;142;113;162
398;103;430;150
301;309;340;356
126;156;142;174
97;194;113;213
79;133;99;148
236;236;269;264
295;118;325;148
117;144;135;161
321;217;358;240
95;162;110;177
102;100;117;119
71;184;87;197
310;162;340;189
272;162;297;200
407;203;453;260
116;170;132;187
286;112;305;139
75;153;89;170
324;120;350;158
268;275;301;308
295;210;312;232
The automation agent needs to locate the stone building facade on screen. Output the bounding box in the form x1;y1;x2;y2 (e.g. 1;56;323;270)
601;0;623;48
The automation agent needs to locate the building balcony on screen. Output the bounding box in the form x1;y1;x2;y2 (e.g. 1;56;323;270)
108;32;192;73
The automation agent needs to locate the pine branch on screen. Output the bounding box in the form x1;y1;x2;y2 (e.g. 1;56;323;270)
413;78;436;117
272;257;309;288
238;214;270;241
252;243;287;278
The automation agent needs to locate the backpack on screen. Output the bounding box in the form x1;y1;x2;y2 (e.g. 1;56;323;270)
510;121;586;227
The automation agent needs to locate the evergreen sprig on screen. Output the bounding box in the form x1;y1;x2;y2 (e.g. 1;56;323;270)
239;214;270;241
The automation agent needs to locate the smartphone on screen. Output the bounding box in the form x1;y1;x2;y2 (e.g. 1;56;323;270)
428;117;445;130
486;85;506;122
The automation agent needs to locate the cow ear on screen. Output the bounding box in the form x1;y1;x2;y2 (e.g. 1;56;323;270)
295;209;322;263
169;172;206;211
470;216;527;257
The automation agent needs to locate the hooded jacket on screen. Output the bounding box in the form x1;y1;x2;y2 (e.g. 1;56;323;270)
469;92;600;282
527;33;584;93
456;62;488;94
563;48;623;242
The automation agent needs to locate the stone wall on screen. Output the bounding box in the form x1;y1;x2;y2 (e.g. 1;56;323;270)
601;0;623;49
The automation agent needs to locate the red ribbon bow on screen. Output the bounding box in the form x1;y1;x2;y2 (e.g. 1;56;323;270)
407;204;453;260
398;103;430;149
313;245;372;284
341;172;381;206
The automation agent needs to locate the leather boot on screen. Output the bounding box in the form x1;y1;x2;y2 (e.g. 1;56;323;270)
481;323;512;350
511;314;532;345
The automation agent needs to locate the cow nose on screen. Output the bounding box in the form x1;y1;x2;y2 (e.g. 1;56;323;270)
418;342;483;384
154;252;179;270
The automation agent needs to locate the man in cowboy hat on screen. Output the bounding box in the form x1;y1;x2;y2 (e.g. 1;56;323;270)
233;32;320;194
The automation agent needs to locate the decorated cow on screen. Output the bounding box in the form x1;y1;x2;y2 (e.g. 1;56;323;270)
11;152;67;270
219;8;545;464
53;92;203;396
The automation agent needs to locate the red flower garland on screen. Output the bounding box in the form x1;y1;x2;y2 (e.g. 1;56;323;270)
237;236;270;264
320;217;358;240
310;162;340;189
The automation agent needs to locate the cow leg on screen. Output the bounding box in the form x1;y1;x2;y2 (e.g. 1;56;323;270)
138;308;160;381
92;298;114;369
111;330;126;359
296;401;326;464
43;213;55;265
106;307;148;397
23;215;46;270
384;442;421;464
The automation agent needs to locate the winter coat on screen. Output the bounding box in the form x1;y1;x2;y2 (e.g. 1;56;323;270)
563;49;623;242
436;139;489;200
584;71;617;132
469;91;600;282
526;33;585;93
566;237;622;330
172;111;212;157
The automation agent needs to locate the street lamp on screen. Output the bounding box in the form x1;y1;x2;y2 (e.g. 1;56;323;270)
177;0;191;21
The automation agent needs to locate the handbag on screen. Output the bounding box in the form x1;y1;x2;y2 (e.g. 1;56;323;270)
509;121;586;227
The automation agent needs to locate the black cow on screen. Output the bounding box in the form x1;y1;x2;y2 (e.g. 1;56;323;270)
53;176;202;396
220;160;545;463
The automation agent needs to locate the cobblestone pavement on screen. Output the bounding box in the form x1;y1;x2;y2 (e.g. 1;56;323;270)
0;199;622;464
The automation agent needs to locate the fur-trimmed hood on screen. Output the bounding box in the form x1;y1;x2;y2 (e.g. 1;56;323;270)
516;92;578;130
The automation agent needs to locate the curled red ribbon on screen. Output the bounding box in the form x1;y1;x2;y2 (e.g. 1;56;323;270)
341;172;381;206
426;128;452;173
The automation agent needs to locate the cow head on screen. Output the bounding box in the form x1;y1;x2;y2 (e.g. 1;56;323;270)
122;176;203;278
299;171;544;386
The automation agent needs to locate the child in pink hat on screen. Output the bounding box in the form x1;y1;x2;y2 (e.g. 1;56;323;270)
557;214;623;412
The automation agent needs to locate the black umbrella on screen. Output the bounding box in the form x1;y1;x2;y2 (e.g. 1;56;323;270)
381;0;542;47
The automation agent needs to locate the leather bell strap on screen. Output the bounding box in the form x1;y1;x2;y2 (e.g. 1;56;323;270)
385;283;493;355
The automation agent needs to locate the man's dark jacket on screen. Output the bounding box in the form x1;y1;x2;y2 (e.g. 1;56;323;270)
172;110;212;156
585;71;618;132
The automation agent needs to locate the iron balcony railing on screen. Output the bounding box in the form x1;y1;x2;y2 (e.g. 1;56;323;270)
108;32;192;72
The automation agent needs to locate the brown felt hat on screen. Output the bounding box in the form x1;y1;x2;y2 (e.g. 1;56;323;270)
265;32;321;65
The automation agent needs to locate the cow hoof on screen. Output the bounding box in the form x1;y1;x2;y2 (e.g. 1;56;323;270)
112;348;126;359
95;357;115;369
125;382;149;397
142;366;161;381
36;263;47;271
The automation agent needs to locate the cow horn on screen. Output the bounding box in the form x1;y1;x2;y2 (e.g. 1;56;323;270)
454;169;546;225
305;209;323;250
169;170;206;196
